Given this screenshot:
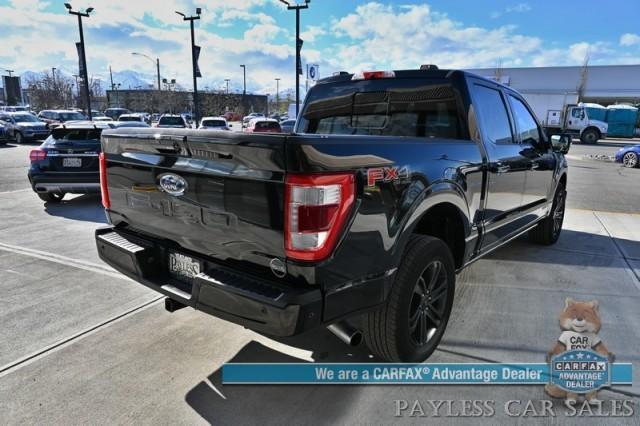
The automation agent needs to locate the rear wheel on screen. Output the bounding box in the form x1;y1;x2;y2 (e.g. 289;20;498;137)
580;128;599;144
37;192;64;203
364;235;455;362
15;132;24;144
529;184;566;245
622;152;638;168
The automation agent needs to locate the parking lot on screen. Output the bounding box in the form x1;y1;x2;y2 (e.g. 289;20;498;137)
1;139;639;424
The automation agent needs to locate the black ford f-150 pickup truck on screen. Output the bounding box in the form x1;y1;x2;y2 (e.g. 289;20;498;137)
95;68;570;362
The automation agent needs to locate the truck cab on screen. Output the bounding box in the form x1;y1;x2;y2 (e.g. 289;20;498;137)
563;105;608;144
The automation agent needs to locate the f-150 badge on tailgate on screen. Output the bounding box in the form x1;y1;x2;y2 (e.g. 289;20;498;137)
158;173;188;196
367;166;410;187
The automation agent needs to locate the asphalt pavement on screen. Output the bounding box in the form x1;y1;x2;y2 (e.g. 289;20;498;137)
0;138;639;424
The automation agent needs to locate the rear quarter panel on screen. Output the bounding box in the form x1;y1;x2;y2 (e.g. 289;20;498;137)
285;135;484;292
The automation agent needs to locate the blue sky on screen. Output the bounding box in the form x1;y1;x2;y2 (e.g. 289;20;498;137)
1;0;639;95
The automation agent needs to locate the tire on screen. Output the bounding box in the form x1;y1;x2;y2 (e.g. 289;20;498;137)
580;128;599;144
364;235;456;362
622;152;638;168
15;131;24;144
37;192;64;203
529;184;566;245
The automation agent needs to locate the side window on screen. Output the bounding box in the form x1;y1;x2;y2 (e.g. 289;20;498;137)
508;95;541;145
472;84;514;144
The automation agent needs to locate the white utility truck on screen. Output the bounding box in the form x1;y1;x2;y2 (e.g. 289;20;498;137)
522;93;608;144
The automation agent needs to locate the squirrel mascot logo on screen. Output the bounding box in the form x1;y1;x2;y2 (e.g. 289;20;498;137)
545;298;614;403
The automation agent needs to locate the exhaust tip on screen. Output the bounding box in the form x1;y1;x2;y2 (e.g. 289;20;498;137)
328;322;363;347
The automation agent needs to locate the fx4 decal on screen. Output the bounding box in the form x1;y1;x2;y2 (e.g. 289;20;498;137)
367;166;410;187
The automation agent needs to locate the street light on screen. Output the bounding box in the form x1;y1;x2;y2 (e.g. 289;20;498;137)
3;69;14;77
176;8;202;127
275;78;281;114
279;0;310;117
224;79;230;95
132;52;161;91
240;65;246;95
65;3;93;120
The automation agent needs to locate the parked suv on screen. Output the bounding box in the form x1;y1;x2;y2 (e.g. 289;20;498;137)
198;116;229;130
104;108;131;120
0;120;9;145
96;67;570;362
118;113;146;123
28;121;112;203
0;112;49;143
37;110;87;128
244;118;282;133
157;114;189;128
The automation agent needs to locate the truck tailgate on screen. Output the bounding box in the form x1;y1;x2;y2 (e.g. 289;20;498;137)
100;128;286;274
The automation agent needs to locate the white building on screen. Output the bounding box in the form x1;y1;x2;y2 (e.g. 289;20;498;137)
466;64;640;105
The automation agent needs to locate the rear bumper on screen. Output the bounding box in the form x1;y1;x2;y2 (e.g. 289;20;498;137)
95;227;323;336
29;171;100;194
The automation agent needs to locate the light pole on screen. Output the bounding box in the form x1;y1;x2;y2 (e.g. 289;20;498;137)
224;79;230;95
240;65;246;95
176;8;202;127
132;52;161;91
64;3;93;120
279;0;309;117
275;78;281;114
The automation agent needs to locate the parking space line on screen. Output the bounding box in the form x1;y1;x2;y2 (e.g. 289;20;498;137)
0;241;129;281
0;296;163;378
593;213;640;291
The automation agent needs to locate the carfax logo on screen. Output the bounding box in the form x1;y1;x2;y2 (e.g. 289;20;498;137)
550;350;610;393
545;298;614;404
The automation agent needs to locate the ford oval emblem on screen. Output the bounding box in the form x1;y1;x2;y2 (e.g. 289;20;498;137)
269;258;287;278
158;173;188;196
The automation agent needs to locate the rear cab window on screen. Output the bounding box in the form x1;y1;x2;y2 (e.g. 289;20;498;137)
297;76;468;139
203;120;226;127
159;116;185;126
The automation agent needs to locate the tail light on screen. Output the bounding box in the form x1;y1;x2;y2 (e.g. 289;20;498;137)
99;152;111;209
29;149;47;162
285;173;355;261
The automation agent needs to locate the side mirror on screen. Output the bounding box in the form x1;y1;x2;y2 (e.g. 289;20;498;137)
551;134;572;154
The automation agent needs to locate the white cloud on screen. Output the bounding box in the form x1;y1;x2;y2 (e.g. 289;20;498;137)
331;3;542;70
301;25;326;43
1;1;637;96
491;3;531;19
620;33;640;46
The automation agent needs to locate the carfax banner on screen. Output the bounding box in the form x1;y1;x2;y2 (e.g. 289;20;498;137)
223;361;632;386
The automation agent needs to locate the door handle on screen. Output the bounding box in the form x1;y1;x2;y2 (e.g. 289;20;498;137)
494;163;511;174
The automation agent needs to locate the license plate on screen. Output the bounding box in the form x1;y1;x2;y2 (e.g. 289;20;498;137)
63;158;82;167
169;252;201;281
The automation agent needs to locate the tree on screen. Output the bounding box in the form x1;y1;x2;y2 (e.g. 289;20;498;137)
25;70;74;110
